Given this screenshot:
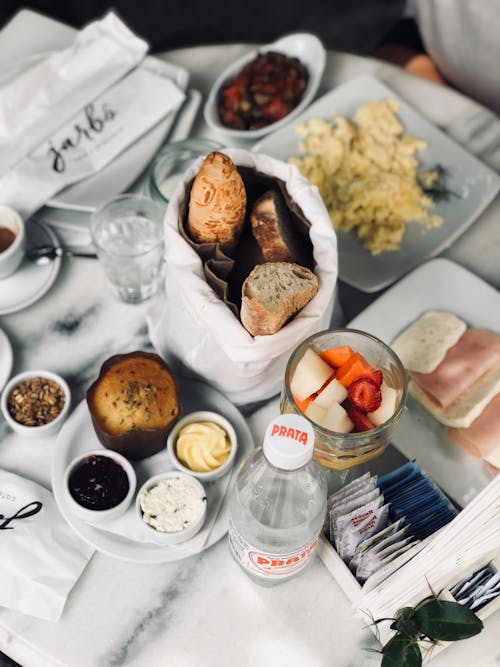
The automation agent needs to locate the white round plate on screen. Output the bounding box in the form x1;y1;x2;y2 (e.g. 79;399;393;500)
0;328;13;392
203;32;326;140
0;53;187;212
0;219;61;315
51;377;255;563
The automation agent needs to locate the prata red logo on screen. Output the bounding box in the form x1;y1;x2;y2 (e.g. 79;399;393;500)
270;424;309;446
248;539;318;575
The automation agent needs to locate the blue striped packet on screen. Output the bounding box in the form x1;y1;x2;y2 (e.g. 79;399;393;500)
378;460;458;540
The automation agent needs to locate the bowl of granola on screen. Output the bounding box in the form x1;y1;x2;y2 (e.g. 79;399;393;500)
1;369;71;438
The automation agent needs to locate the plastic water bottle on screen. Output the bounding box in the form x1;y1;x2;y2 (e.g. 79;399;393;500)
228;414;327;586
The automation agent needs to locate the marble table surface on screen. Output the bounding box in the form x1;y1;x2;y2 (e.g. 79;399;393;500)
0;9;499;667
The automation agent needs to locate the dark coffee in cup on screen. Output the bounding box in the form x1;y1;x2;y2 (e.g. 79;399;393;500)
0;226;16;253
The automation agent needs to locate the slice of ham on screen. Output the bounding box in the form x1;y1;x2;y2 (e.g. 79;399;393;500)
410;329;500;409
445;392;500;468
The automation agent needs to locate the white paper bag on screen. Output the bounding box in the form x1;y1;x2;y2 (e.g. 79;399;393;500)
0;12;148;177
0;61;185;219
0;469;94;622
148;148;338;405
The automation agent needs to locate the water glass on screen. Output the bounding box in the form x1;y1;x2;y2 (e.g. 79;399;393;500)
148;138;222;206
91;194;165;303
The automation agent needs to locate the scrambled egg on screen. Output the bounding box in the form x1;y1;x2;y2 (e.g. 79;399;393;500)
289;99;443;255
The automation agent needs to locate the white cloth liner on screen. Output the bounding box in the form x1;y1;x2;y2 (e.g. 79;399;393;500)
0;468;94;622
0;12;148;177
148;147;338;405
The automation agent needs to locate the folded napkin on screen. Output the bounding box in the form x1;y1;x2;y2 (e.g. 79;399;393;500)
0;468;94;622
0;58;185;218
0;12;148;177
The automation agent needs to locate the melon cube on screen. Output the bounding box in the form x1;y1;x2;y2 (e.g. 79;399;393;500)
368;383;399;426
290;348;334;401
312;378;348;408
305;402;328;428
323;401;354;433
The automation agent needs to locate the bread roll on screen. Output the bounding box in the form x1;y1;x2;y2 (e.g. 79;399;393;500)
187;152;246;251
241;262;318;336
250;189;310;266
86;352;181;460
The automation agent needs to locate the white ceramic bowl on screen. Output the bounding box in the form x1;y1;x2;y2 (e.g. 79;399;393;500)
0;206;25;280
203;33;326;140
136;471;207;545
167;411;238;482
1;369;71;438
63;449;137;524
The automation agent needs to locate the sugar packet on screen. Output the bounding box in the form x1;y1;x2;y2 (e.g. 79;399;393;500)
336;502;390;563
349;521;408;573
356;538;418;583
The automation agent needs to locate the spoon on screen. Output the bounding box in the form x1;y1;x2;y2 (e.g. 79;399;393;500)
27;245;97;265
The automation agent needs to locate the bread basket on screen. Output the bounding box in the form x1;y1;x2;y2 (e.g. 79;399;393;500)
147;147;338;405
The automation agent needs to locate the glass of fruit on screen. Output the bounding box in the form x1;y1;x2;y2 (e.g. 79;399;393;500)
280;328;407;471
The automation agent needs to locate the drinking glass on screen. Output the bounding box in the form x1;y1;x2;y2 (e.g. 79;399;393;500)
148;138;222;206
91;194;165;303
281;328;407;472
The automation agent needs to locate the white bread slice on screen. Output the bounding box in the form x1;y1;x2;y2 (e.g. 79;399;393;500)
241;262;318;336
250;189;310;266
392;311;467;373
408;364;500;428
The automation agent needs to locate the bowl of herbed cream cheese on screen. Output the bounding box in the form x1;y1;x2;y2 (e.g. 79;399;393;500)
136;471;207;544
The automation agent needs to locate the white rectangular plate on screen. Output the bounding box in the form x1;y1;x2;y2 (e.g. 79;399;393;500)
348;257;495;507
253;75;500;292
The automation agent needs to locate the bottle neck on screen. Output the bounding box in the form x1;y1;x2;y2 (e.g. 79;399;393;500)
262;447;313;473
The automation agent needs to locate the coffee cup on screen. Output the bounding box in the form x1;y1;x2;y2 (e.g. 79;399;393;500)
0;206;25;279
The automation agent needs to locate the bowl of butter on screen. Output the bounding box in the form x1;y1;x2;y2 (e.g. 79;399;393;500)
167;411;237;481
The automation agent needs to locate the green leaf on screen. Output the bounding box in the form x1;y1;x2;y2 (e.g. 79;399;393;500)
390;607;417;637
413;599;483;641
381;633;422;667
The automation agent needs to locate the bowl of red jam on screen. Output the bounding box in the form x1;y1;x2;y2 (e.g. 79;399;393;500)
64;450;136;524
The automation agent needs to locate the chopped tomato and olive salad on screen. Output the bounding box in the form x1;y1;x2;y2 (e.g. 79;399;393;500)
218;51;308;130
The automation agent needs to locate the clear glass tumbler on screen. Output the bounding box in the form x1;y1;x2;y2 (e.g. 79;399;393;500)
91;194;165;304
148;138;222;206
280;328;408;472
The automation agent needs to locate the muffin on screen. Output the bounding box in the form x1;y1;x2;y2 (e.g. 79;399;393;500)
87;352;181;460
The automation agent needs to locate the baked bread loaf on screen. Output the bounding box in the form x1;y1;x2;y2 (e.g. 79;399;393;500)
187;152;246;251
250;189;309;266
241;262;318;336
87;352;181;460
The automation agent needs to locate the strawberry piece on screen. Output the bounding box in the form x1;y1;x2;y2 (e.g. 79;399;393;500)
347;405;374;432
371;369;383;387
347;377;382;413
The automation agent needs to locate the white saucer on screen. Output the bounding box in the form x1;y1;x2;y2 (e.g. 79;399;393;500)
0;219;61;315
0;328;13;392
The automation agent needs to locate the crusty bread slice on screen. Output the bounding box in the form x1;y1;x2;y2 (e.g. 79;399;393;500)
250;189;310;266
240;262;318;336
